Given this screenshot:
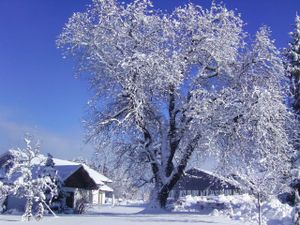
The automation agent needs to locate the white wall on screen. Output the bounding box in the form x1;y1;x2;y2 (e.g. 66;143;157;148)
91;190;106;205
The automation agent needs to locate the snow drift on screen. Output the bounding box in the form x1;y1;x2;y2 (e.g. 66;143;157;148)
170;194;293;225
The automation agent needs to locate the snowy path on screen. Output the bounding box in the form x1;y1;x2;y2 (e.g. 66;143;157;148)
0;205;250;225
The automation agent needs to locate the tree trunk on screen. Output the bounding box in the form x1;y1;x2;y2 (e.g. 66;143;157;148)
257;193;262;225
22;197;33;221
153;171;186;209
149;178;178;209
149;182;170;209
157;188;170;209
150;133;202;209
294;189;300;225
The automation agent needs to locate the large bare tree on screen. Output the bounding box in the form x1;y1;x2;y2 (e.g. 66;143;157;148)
58;0;293;208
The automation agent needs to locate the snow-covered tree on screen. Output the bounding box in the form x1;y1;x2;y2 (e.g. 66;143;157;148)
40;154;58;207
286;14;300;225
35;202;44;221
7;137;41;221
57;0;292;208
7;136;57;220
214;27;294;225
50;178;65;213
58;0;244;208
37;153;66;216
286;14;300;113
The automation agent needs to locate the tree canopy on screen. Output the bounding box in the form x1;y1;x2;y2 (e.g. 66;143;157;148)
58;0;294;208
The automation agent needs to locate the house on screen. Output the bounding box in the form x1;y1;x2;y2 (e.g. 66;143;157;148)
79;163;113;205
169;168;243;199
0;151;114;212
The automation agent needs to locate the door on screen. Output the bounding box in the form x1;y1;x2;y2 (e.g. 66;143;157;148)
66;192;74;208
98;191;103;205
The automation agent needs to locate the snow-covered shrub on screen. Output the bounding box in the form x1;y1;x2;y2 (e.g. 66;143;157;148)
171;194;293;225
39;153;66;213
6;136;58;220
40;153;58;206
0;181;8;213
74;198;88;214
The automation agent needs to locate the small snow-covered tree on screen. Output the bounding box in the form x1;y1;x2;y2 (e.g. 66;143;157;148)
7;136;57;220
40;154;58;206
7;137;41;221
37;153;62;216
214;27;294;225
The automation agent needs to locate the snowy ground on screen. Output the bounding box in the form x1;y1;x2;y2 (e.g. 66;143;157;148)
171;194;293;225
0;205;250;225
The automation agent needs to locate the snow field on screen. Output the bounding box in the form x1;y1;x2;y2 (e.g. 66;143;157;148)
0;205;250;225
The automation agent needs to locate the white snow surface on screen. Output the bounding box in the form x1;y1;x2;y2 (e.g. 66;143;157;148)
171;194;293;225
0;205;251;225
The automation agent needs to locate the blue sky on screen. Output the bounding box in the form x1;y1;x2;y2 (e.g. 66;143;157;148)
0;0;299;159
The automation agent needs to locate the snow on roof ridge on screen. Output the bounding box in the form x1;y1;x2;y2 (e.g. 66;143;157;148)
99;183;114;192
51;157;112;184
187;167;241;187
0;151;10;158
52;157;80;166
49;158;112;185
1;151;112;184
188;167;222;177
51;157;113;183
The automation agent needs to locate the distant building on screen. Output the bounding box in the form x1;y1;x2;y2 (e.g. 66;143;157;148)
0;152;113;212
170;168;243;199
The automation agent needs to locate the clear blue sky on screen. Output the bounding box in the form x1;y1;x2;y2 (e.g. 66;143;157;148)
0;0;299;159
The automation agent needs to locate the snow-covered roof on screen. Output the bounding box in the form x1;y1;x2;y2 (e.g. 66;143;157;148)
187;167;241;187
82;165;111;184
42;157;112;183
55;165;82;181
31;154;112;184
0;151;113;186
0;168;5;180
194;168;241;188
99;184;113;192
175;167;242;191
5;164;80;184
52;158;112;183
